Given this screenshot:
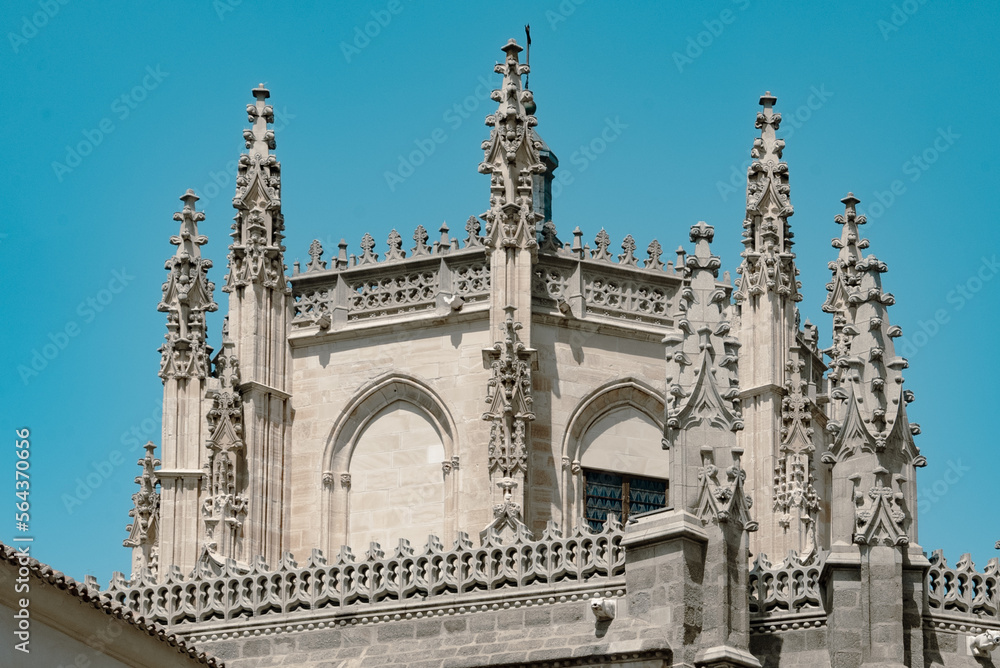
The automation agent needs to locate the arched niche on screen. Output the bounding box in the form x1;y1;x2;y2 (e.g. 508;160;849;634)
321;374;458;554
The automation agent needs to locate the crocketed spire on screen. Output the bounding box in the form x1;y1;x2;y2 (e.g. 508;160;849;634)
735;92;800;303
478;39;546;252
158;190;218;381
225;84;287;292
664;222;752;530
822;194;924;547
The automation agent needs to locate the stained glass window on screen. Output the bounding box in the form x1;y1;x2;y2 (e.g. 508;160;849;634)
583;469;668;532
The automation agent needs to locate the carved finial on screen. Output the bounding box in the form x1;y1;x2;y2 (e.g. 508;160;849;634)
306;239;325;272
358;232;378;265
464;216;483;248
158;190;217;382
645;240;664;271
539;220;561;252
618;235;638;266
384;229;406;261
591;229;612;262
479;39;545;253
412;225;430;256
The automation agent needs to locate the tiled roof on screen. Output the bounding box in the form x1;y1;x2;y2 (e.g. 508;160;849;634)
0;542;223;667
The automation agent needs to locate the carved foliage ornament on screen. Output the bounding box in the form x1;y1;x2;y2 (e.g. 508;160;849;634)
158;192;218;381
202;341;248;560
478;40;545;253
482;312;535;477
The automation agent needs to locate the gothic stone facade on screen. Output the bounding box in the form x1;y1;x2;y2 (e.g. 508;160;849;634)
100;40;1000;668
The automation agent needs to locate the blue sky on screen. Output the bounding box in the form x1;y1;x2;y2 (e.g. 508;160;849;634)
1;0;997;582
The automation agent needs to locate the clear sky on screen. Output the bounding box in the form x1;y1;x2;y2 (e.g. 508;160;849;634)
1;0;997;583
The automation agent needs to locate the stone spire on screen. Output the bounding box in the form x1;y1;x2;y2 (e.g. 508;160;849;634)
820;193;927;667
155;190;217;574
158;190;218;381
479;39;546;255
225;84;285;294
822;193;868;389
479;39;546;336
479;40;545;528
734;92;799;303
218;84;293;567
822;194;925;546
664;222;749;529
733;93;826;562
124;442;160;580
643;221;759;668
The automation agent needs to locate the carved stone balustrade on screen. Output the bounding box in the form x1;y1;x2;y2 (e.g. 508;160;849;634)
290;227;490;336
748;550;826;628
290;224;730;341
926;550;1000;626
533;227;729;333
96;518;625;632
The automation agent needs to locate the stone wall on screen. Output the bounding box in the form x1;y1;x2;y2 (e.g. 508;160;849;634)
287;314;493;560
347;402;447;552
185;596;671;668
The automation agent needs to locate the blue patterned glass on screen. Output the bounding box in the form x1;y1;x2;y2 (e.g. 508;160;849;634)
584;470;623;532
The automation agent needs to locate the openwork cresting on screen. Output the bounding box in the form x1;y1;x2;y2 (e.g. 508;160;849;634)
100;518;625;626
748;550;825;619
926;550;1000;620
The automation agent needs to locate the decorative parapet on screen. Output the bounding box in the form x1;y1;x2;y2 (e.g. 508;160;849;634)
748;550;826;623
290;221;733;335
926;550;1000;623
532;226;718;331
289;224;490;333
101;518;625;627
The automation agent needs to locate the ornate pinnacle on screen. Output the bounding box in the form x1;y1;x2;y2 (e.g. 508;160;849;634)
245;84;275;154
226;85;287;293
823;193;923;483
479;39;545;252
158;190;217;381
124;442;160;549
482;308;536;478
735;92;800;303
